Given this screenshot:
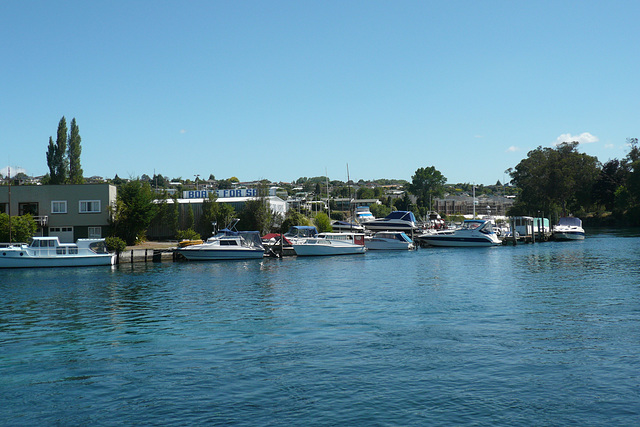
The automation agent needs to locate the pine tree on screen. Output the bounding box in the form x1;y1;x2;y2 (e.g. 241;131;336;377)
68;118;84;184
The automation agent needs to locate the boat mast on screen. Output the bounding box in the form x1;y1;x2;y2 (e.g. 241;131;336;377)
8;166;11;244
347;163;352;231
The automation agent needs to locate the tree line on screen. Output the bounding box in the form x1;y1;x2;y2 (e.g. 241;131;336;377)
45;116;84;184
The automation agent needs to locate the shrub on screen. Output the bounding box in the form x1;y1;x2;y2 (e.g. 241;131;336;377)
105;236;127;253
176;229;201;241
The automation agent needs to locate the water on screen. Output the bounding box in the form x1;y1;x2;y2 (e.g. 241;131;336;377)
1;230;639;425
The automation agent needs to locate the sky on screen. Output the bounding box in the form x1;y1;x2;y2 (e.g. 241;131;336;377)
1;1;639;185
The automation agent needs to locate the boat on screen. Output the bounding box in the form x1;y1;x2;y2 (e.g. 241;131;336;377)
177;220;265;260
331;220;365;233
292;232;367;256
553;217;585;241
0;236;115;268
363;211;417;232
355;206;375;223
365;231;414;250
417;219;502;247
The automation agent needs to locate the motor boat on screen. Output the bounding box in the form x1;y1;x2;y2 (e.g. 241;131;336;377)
553;217;585;240
292;232;366;256
418;219;502;247
331;220;365;233
355;206;375;223
0;236;115;268
177;220;265;260
364;211;417;232
365;231;414;250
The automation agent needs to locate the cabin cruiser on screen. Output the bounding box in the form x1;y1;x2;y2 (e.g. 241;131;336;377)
177;220;265;260
292;232;366;256
0;236;115;268
331;221;365;233
553;217;585;241
364;211;417;232
365;231;414;250
417;219;502;247
355;206;375;223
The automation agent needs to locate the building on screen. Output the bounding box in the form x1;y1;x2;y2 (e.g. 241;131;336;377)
432;194;515;217
0;184;116;242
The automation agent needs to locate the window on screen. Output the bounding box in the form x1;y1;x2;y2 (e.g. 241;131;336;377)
51;201;67;214
0;203;7;214
19;202;38;216
88;227;102;238
79;200;101;213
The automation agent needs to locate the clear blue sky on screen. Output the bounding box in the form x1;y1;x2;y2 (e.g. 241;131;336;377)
2;1;638;185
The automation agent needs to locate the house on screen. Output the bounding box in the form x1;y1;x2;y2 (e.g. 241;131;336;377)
0;184;116;243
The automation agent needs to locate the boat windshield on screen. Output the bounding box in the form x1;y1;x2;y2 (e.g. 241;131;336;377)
558;217;582;227
238;231;264;248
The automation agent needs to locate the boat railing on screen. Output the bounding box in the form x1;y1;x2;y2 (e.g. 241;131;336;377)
27;247;101;256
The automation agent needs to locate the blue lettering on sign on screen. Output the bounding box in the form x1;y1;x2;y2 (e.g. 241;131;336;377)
188;191;194;198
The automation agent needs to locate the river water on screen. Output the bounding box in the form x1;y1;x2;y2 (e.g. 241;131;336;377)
1;230;639;425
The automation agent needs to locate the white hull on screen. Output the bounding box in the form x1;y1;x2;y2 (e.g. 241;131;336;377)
0;253;115;268
420;236;500;247
292;242;366;256
177;247;265;260
553;231;585;241
365;240;413;250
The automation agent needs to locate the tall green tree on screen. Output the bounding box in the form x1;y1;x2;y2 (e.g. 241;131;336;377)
46;117;69;184
68;118;84;184
408;166;447;210
110;180;158;245
509;142;600;217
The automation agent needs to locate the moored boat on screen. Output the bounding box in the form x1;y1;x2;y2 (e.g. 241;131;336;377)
365;231;414;250
417;219;502;247
292;232;366;256
553;217;585;241
364;211;417;232
0;236;115;268
177;221;265;260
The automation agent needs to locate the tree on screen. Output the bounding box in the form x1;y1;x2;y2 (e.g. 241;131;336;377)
110;180;158;245
408;166;447;210
509;142;600;217
238;198;272;235
46;117;69;184
0;213;37;243
280;209;311;233
68;118;84;184
314;212;333;232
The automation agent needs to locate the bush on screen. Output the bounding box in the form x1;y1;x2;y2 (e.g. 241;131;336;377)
176;229;201;241
105;236;127;253
314;212;333;232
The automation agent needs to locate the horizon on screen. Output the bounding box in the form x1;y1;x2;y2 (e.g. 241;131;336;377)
2;2;638;185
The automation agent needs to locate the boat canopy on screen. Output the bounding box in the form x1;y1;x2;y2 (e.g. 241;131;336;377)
558;217;582;227
463;219;495;233
385;211;416;222
285;226;318;238
238;231;264;248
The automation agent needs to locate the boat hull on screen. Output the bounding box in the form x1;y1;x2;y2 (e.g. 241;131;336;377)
292;242;366;256
553;231;585;241
177;247;265;260
420;235;501;247
0;253;115;268
365;239;413;250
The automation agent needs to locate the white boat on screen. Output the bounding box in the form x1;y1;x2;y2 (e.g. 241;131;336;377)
177;226;265;260
331;220;365;233
355;206;375;223
553;217;585;241
418;219;502;247
292;232;366;256
0;236;115;268
365;231;414;250
364;211;417;232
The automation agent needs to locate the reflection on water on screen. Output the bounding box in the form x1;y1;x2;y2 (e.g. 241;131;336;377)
1;231;639;425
